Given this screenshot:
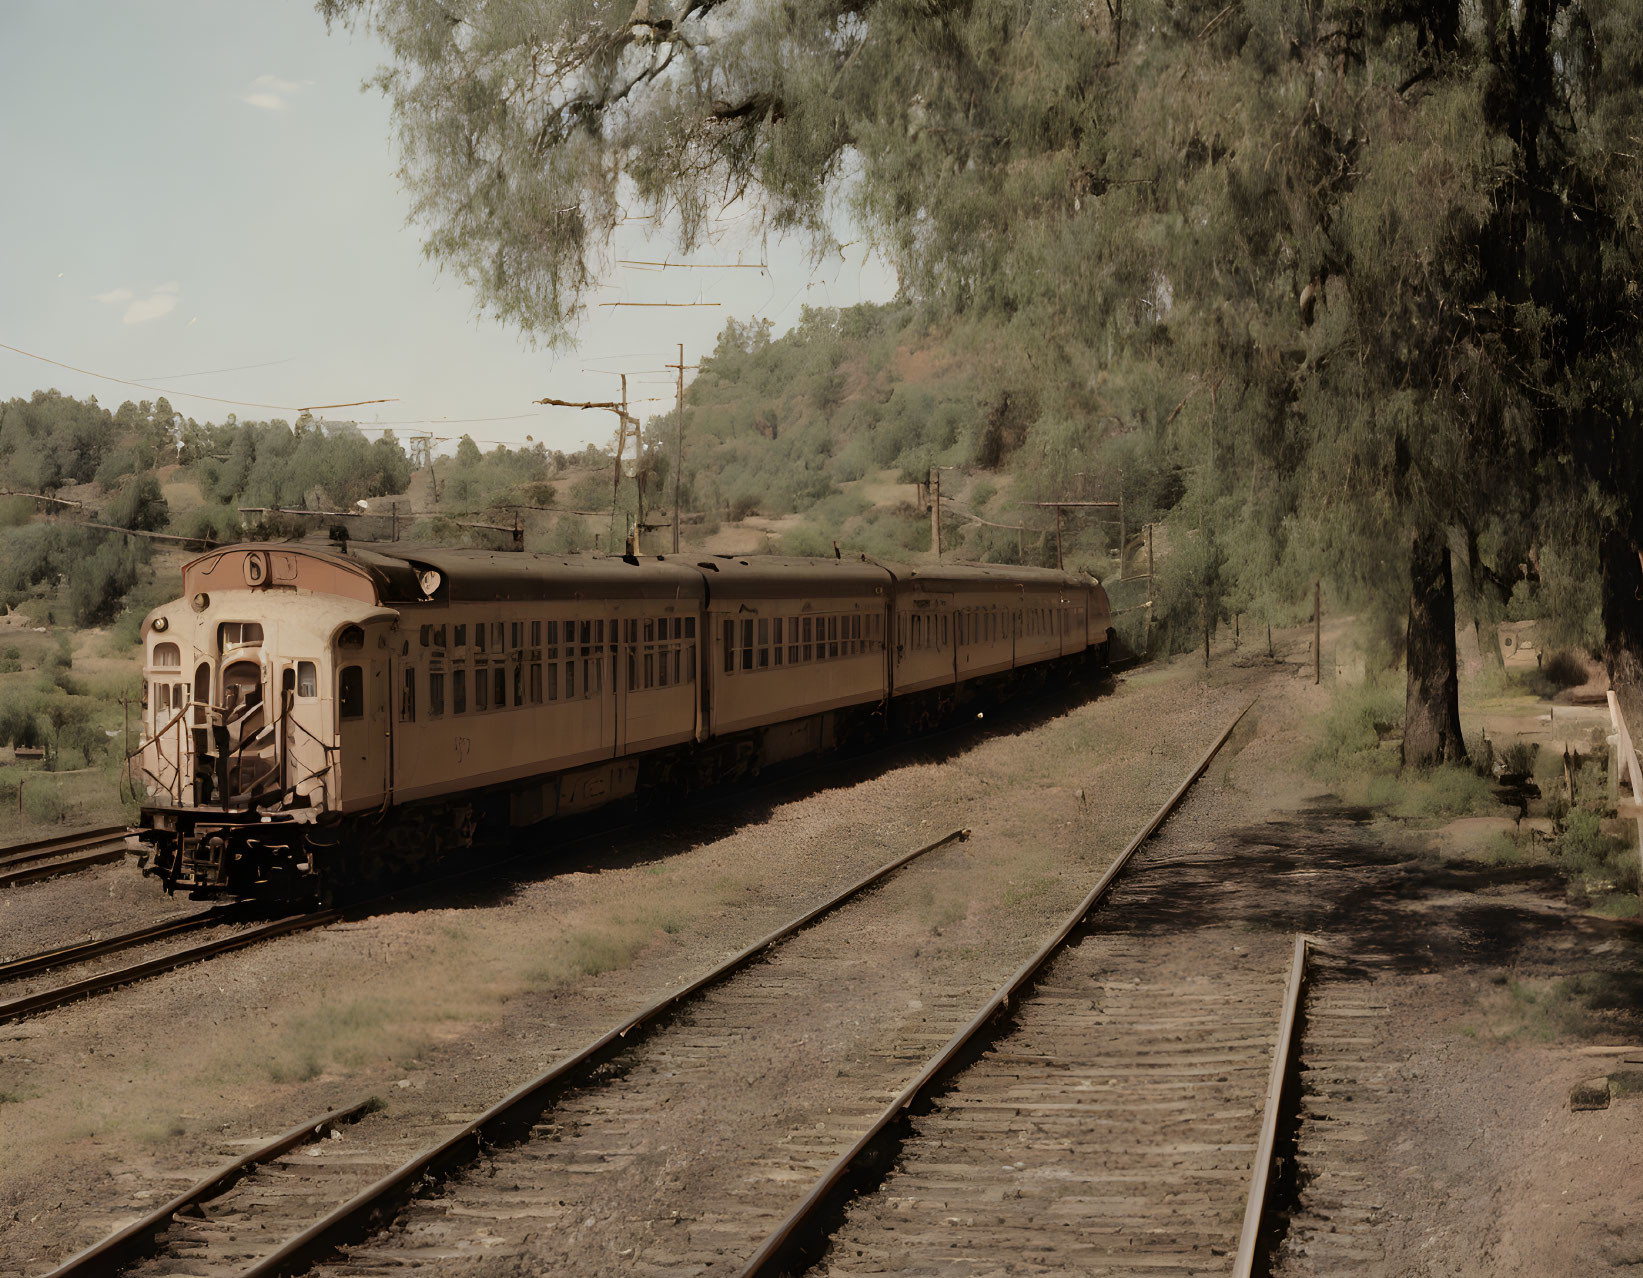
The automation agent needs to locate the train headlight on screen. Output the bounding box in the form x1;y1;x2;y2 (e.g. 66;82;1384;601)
191;592;210;613
151;616;168;632
418;569;442;598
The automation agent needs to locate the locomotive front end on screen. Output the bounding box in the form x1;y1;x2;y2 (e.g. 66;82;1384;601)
134;546;395;900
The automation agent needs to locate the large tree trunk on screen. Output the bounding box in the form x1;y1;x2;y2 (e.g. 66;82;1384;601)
1402;528;1468;768
1600;528;1643;741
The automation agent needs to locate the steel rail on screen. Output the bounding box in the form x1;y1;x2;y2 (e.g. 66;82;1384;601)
43;1095;379;1278
0;823;130;863
0;846;130;889
237;827;973;1278
740;698;1257;1278
1232;933;1313;1278
0;906;240;982
0;910;340;1025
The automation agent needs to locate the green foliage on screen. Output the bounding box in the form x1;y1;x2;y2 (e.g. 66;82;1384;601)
190;420;412;511
105;473;168;531
68;537;147;627
438;437;553;511
1308;678;1403;783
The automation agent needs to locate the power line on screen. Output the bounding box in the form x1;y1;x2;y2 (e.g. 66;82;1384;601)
0;339;395;413
617;259;768;270
135;357;296;381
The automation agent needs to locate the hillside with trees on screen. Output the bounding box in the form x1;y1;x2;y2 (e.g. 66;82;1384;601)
322;0;1643;770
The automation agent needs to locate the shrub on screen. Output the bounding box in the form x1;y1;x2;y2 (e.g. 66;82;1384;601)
1540;649;1588;689
1308;678;1402;781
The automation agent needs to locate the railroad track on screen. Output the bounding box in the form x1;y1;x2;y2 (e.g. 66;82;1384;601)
44;703;1248;1278
0;824;133;888
44;827;976;1277
1266;948;1396;1277
0;908;340;1026
745;701;1272;1277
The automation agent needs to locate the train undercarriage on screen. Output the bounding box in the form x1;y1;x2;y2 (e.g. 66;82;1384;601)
138;642;1111;905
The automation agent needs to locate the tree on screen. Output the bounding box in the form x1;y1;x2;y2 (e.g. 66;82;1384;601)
324;0;1643;766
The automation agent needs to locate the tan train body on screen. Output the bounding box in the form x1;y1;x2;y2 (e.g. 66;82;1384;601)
136;544;1112;899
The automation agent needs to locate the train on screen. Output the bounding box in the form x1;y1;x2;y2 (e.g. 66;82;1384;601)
133;542;1113;902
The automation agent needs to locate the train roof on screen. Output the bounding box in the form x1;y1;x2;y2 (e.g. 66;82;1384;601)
875;560;1094;594
659;553;894;599
351;545;706;603
182;543;1096;608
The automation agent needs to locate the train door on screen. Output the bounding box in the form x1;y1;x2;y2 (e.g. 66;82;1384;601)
188;660;213;805
339;655;390;809
612;612;630;757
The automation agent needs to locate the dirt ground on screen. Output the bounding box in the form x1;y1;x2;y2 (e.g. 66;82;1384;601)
1;627;1640;1276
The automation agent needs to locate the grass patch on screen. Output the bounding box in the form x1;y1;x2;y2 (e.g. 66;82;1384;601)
260;998;397;1083
523;922;666;991
1590;893;1642;919
1466;971;1630;1042
1307;677;1402;784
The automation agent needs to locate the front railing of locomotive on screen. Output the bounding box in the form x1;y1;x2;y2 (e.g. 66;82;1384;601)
133;607;313;899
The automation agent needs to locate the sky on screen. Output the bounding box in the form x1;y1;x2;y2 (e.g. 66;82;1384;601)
0;1;898;454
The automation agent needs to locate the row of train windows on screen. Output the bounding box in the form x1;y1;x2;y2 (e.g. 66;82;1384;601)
721;613;883;675
417;617;697;655
375;617;700;722
902;605;1079;651
147;661;319;716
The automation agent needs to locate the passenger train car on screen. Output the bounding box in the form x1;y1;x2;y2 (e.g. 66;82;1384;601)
135;543;1113;901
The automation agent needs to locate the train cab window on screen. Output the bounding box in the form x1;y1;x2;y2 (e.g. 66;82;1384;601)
297;661;317;698
219;622;263;649
531;620;542;646
511;622;523;649
453;669;467;714
338;626;365;650
152;641;181;670
339;666;364;720
476;625;488;654
430;671;445;716
454;623;467;648
400;668;416;722
740;619;754;671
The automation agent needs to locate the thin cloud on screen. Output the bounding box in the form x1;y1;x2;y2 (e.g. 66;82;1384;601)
242;73;312;111
94;282;181;325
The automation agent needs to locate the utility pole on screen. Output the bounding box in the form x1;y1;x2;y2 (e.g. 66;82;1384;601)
929;467;942;560
535;388;641;553
623;373;642;553
673;343;685;554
